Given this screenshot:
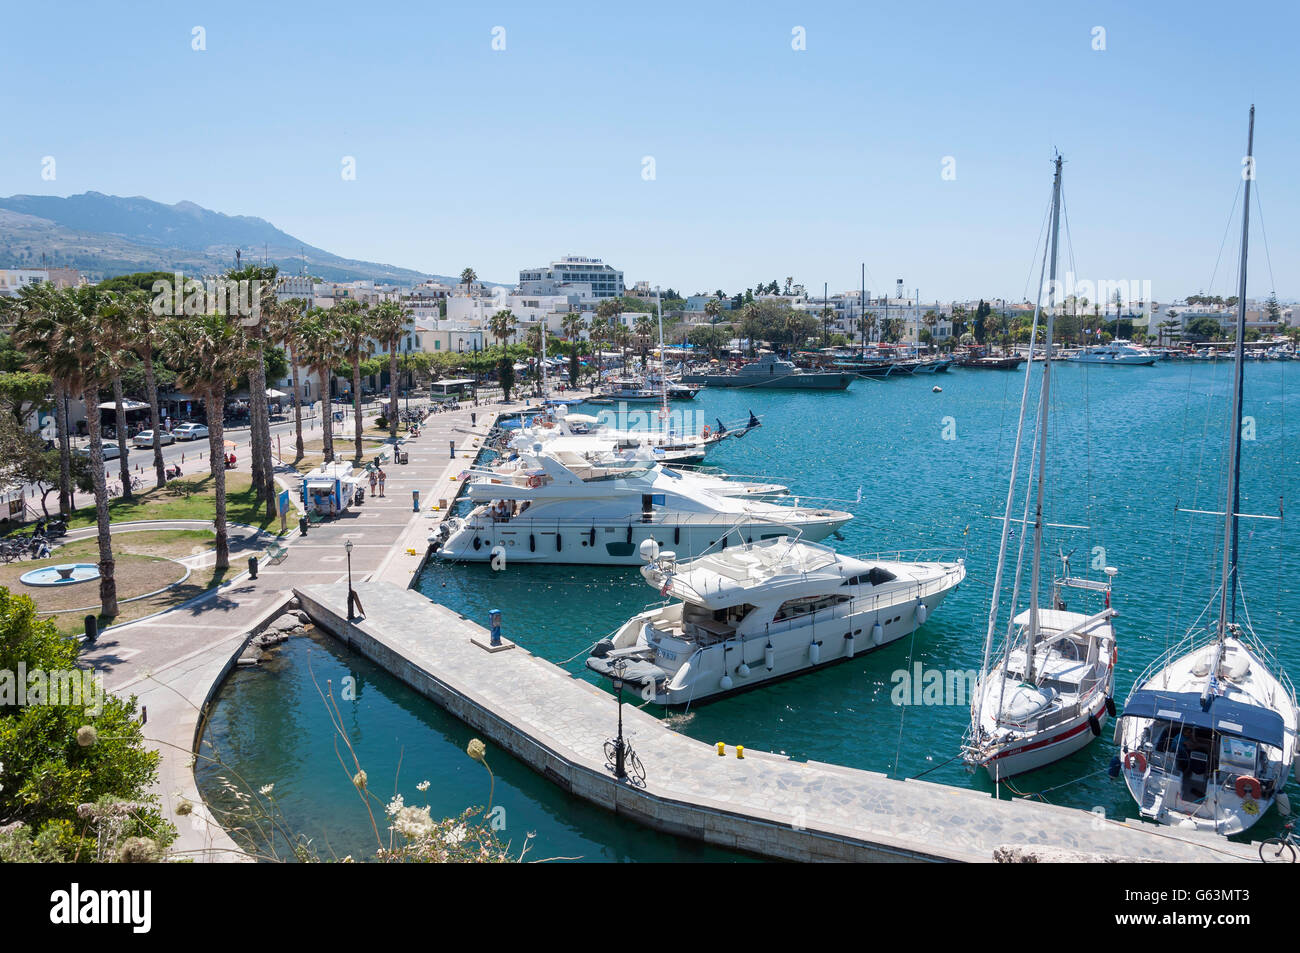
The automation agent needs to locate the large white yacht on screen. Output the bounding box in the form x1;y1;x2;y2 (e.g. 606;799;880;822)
585;538;965;705
1065;339;1156;365
433;453;850;565
503;404;752;466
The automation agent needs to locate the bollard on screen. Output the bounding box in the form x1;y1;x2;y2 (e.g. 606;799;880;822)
736;745;745;759
247;555;258;580
449;440;455;459
412;489;420;512
299;515;308;537
84;615;98;644
489;608;502;647
716;741;725;756
471;412;477;427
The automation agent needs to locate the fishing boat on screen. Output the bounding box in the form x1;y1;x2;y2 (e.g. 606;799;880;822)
681;353;854;389
1065;340;1157;366
1113;107;1298;836
433;453;852;566
963;156;1120;780
585;537;965;705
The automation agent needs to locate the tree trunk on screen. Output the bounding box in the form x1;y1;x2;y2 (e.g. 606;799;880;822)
112;375;132;501
388;343;399;440
84;384;118;618
143;346;165;488
319;368;334;463
291;345;304;460
248;341;275;520
352;351;362;462
207;387;230;571
248;351;266;501
55;383;72;515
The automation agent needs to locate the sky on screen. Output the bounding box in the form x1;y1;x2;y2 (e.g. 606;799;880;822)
3;0;1297;302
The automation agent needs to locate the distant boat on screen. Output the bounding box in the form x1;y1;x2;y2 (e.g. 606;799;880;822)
1066;340;1157;366
956;354;1024;370
682;353;854;389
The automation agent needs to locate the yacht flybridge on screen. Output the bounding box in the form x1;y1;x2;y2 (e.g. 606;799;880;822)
585;538;965;705
963;155;1122;780
432;453;851;565
1114;107;1298;836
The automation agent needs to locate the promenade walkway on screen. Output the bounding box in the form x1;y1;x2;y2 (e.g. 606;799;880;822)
75;402;501;860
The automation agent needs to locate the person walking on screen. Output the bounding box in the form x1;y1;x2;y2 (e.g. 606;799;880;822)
377;467;386;497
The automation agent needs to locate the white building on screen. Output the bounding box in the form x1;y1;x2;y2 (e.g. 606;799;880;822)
519;256;624;299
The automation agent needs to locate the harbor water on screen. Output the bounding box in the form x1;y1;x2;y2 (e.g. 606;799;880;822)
198;360;1300;858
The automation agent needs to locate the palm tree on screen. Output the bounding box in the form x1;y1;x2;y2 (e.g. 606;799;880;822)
334;300;372;462
460;268;477;292
704;298;721;326
633;314;654;368
819;306;835;346
94;293;141;501
297;308;347;463
488;309;517;349
11;284;79;514
370;300;411;440
613;323;632;369
159;311;250;572
267;296;310;460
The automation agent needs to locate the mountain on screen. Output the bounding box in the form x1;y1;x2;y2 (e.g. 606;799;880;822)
0;191;465;285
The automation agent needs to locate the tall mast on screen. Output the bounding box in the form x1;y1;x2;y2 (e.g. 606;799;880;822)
656;287;667;437
1024;154;1064;683
1220;105;1254;638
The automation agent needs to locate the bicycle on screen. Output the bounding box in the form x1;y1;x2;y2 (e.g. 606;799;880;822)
603;736;646;786
1260;821;1296;863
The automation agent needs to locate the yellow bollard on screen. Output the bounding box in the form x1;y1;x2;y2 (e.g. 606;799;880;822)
736;745;745;759
716;742;726;756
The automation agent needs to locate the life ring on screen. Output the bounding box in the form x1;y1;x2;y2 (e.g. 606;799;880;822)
702;425;711;438
1235;775;1263;800
526;475;542;489
1124;751;1147;772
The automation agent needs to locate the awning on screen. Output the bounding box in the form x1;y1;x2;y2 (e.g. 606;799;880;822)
306;480;336;491
1121;690;1287;749
97;399;150;412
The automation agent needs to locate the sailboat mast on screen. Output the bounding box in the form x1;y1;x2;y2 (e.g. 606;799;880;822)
1025;155;1064;682
656;287;667;437
1220;105;1254;637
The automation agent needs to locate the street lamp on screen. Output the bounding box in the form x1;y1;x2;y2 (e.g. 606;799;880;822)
611;659;627;779
345;539;363;620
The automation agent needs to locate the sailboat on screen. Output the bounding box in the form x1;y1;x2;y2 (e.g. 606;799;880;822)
1113;107;1298;836
962;156;1120;780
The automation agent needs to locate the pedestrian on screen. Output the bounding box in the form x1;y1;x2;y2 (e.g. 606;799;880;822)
369;469;377;496
377;467;386;497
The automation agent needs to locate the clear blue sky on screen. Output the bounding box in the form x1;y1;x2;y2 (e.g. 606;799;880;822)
3;0;1297;301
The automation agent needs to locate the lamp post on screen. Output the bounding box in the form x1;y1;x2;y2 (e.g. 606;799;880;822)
611;659;627;780
345;539;363;620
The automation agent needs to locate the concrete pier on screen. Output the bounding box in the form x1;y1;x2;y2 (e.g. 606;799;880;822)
297;580;1259;863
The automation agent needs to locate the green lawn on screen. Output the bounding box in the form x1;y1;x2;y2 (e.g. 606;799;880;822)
66;472;279;533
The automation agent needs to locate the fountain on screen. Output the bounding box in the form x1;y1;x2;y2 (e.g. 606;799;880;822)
20;563;101;587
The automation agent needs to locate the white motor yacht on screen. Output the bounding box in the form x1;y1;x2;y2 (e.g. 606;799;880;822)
1065;339;1157;365
585;537;965;705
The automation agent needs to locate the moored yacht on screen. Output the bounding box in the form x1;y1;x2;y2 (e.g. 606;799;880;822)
433;453;851;565
1065;339;1157;365
586;537;965;705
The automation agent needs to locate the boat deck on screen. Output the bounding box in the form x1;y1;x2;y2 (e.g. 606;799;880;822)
297;580;1260;863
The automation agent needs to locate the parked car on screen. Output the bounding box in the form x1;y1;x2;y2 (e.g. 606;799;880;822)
76;441;127;460
172;423;209;441
132;429;176;448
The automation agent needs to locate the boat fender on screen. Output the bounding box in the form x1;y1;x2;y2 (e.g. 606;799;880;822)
1124;751;1147;773
1107;754;1121;779
556;534;562;552
529;534;536;552
1278;791;1292;816
844;632;855;657
626;526;632;544
721;535;728;550
809;641;820;665
473;536;481;551
737;662;751;678
764;642;775;671
915;603;928;626
591;639;614;659
1113;717;1123;745
1235;775;1263;800
1088;713;1102;737
589;528;596;546
674;526;680;545
871;622;884;645
1105;696;1116;718
719;673;733;691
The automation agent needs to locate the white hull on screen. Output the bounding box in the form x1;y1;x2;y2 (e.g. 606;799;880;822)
982;695;1110;780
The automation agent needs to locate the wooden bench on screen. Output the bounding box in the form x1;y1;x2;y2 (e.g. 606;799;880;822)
265;543;289;564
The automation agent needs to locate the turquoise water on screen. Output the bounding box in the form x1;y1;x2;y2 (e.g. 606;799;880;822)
199;361;1300;857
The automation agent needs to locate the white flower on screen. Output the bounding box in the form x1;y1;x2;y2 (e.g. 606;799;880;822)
416;780;430;792
445;824;468;845
259;784;275;796
385;794;405;817
391;805;434;839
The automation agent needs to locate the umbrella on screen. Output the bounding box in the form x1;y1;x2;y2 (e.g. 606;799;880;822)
223;440;237;449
